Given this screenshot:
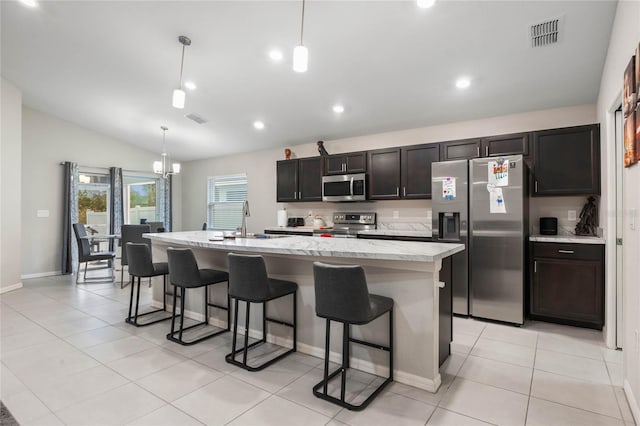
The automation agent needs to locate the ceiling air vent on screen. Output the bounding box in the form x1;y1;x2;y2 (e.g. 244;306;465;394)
530;18;560;47
185;113;208;124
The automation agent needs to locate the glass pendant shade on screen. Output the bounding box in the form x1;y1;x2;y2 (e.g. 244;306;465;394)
293;45;308;73
172;89;186;109
153;160;163;174
172;163;181;174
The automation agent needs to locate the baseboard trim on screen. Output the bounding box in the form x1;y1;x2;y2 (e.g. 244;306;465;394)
624;379;640;424
21;271;61;279
0;282;23;294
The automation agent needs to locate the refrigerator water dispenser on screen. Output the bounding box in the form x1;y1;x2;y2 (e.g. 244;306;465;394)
439;212;460;241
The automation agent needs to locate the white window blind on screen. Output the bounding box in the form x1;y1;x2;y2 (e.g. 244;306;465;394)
207;174;248;230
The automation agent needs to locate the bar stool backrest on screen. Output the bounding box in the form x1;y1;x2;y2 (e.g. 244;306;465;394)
227;253;269;300
126;243;155;277
121;224;151;267
167;248;202;288
313;262;373;323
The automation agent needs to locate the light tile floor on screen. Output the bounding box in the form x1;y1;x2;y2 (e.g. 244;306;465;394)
0;275;636;426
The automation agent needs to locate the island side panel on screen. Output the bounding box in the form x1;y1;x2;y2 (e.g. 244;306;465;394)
150;240;443;392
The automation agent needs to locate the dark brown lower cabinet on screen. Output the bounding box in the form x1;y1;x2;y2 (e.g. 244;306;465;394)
530;242;604;329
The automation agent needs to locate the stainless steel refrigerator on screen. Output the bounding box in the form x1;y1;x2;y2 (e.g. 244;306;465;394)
433;155;528;324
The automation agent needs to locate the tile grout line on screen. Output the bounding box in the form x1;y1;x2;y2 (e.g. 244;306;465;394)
524;330;539;425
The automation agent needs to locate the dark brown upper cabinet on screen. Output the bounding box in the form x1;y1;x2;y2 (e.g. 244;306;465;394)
401;144;440;199
481;132;529;157
368;148;401;199
323;152;367;175
276;157;323;202
532;124;600;196
439;138;481;161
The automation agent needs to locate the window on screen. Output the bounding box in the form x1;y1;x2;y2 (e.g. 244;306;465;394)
78;172;110;235
207;174;248;230
123;173;161;224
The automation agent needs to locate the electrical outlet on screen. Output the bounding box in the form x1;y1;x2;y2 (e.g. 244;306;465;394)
392;211;400;219
568;210;576;221
631;208;637;231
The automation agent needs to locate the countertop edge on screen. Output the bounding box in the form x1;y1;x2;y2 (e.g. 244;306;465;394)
529;235;605;244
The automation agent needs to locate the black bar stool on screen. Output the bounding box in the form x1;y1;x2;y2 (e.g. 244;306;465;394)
120;224;150;289
312;261;394;411
124;242;173;327
166;247;230;345
225;253;297;371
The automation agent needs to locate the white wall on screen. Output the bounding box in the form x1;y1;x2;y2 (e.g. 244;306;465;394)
181;103;597;234
1;78;22;292
596;0;640;421
21;107;172;277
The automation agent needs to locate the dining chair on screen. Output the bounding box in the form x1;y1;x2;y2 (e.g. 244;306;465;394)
72;223;116;284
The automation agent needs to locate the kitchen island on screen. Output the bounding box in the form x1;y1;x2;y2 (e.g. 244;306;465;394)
145;231;464;392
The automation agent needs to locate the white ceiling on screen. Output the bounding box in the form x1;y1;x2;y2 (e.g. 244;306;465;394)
1;0;617;161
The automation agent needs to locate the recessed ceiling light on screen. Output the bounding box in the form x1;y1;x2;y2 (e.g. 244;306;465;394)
332;104;345;114
416;0;436;9
268;49;283;62
455;77;471;89
19;0;37;7
253;121;265;130
184;81;197;90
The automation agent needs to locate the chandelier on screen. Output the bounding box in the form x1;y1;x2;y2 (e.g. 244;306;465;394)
153;126;180;178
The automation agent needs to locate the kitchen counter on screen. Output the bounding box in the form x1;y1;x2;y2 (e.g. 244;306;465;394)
529;234;605;245
146;231;464;392
146;231;460;262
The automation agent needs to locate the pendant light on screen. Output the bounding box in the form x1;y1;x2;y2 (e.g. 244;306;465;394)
292;0;308;73
172;35;191;109
153;126;181;178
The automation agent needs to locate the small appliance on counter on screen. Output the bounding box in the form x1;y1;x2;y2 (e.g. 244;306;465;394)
539;217;558;235
287;217;305;227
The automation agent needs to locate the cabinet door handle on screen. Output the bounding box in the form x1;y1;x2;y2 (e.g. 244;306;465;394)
396;187;399;197
476;146;480;157
485;146;489;156
558;250;574;254
294;191;298;200
535;181;538;192
534;261;537;273
403;187;407;197
342;163;346;172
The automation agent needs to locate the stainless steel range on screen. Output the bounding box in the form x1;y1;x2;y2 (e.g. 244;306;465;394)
313;212;376;238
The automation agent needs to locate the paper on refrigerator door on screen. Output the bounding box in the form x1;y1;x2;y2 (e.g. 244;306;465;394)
489;187;507;214
442;177;456;200
488;159;509;187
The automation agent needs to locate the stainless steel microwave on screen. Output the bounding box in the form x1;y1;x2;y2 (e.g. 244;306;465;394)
322;173;367;202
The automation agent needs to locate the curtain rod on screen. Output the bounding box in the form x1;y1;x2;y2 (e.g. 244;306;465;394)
59;162;157;176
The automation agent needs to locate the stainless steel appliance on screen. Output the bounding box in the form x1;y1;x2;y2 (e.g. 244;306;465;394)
432;160;469;316
469;155;528;324
322;173;367;202
313;212;376;238
432;155;528;324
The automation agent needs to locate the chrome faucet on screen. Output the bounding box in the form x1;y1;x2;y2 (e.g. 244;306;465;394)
240;200;250;237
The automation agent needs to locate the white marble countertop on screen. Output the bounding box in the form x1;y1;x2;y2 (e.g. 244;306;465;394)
529;235;605;245
357;230;433;238
145;231;463;262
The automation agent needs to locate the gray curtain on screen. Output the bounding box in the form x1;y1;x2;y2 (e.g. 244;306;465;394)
158;175;172;231
61;162;79;274
109;167;124;249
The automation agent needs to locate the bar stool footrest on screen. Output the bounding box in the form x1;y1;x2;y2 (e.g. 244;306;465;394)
225;341;295;372
312;368;393;411
166;322;229;346
125;309;174;327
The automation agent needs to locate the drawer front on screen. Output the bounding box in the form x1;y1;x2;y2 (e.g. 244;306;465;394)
532;242;603;260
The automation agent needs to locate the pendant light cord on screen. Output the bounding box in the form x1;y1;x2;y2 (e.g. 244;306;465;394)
299;0;305;45
178;44;185;88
